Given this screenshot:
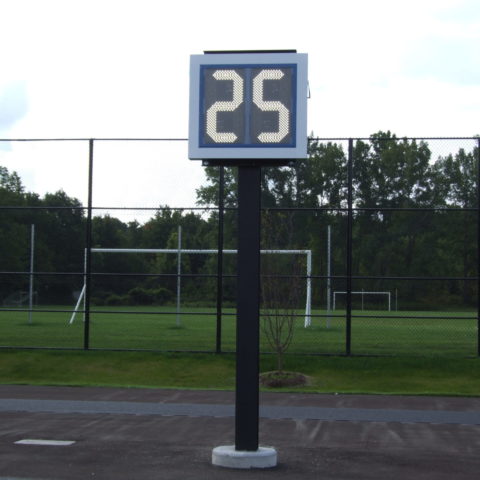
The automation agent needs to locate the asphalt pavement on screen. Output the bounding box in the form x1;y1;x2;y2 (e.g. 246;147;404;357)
1;385;479;479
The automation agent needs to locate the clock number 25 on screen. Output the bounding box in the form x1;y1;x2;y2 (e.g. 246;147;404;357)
206;69;290;144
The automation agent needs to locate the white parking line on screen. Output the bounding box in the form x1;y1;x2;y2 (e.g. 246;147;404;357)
14;439;75;446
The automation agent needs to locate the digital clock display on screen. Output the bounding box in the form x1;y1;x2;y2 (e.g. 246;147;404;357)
201;65;294;146
189;52;308;160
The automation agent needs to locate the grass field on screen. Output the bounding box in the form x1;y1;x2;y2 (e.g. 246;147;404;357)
0;306;477;356
0;350;479;396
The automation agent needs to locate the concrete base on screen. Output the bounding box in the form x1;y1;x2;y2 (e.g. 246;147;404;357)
212;445;277;469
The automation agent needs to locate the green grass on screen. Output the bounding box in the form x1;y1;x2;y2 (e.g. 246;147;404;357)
0;306;476;356
1;307;477;396
0;349;479;396
0;350;236;390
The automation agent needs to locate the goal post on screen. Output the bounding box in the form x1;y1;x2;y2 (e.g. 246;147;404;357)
332;291;391;311
69;247;312;326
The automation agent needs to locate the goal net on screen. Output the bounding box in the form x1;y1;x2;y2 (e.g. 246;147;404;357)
69;248;313;326
332;291;391;311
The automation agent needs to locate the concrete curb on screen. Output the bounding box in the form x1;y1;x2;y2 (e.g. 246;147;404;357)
212;445;277;469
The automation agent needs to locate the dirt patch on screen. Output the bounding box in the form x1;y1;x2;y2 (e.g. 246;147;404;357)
259;371;310;388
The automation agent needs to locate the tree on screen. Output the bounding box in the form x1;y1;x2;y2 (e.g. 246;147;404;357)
33;190;86;303
195;141;348;258
430;145;479;305
140;207;215;304
432;146;477;208
259;211;307;386
351;133;435;282
196;167;238;208
261;251;303;372
0;174;89;304
0;166;28;298
0;166;24;194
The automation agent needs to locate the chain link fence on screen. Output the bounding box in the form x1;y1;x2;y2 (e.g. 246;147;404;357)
0;136;478;356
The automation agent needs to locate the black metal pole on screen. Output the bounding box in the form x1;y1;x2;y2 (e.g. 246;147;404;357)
235;165;261;452
216;166;225;354
346;138;353;356
477;137;480;357
83;139;94;350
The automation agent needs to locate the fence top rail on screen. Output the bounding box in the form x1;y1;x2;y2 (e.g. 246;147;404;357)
1;205;477;213
0;136;478;142
0;137;189;142
334;291;391;295
90;248;311;254
308;136;480;141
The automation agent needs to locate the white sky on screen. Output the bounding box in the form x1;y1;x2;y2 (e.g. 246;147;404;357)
0;0;479;220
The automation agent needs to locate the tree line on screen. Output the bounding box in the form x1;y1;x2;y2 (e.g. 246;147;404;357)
1;132;478;310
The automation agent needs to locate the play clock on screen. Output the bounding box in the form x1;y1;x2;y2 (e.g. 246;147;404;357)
188;51;308;161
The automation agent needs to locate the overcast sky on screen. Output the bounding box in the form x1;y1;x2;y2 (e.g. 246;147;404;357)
0;0;479;220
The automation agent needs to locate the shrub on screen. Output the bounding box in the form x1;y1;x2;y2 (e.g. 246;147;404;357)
151;287;173;304
128;287;154;305
127;286;173;305
104;294;129;306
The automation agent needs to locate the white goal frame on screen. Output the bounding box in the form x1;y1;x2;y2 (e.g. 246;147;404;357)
332;291;391;311
69;248;312;327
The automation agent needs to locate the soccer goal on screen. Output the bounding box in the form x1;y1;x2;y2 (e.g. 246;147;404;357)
69;247;313;327
332;290;391;311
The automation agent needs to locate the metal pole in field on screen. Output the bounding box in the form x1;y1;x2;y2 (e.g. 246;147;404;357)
235;165;261;452
327;225;332;328
346;138;353;356
176;225;182;327
305;250;312;326
216;165;225;353
28;224;35;324
83;139;94;350
477;137;480;357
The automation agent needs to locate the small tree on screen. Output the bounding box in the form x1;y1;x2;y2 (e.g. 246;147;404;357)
260;211;307;386
261;257;302;372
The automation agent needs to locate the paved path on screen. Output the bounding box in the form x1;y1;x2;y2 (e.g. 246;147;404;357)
1;385;479;479
2;396;480;425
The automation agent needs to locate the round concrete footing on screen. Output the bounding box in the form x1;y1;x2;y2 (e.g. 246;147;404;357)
212;445;277;469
